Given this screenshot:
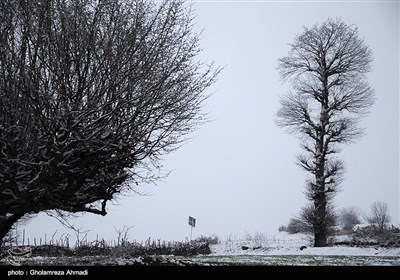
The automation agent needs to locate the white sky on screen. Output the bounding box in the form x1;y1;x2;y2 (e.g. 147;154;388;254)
20;0;399;245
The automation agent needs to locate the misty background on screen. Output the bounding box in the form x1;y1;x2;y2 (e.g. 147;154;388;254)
20;0;399;243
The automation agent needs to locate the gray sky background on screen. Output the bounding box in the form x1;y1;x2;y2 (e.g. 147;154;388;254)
21;0;399;244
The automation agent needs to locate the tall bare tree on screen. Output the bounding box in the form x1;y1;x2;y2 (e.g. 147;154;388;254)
0;0;220;244
276;18;374;247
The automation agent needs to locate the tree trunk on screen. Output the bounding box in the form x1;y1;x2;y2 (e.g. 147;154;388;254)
314;84;328;247
314;150;328;247
314;193;327;247
0;213;25;247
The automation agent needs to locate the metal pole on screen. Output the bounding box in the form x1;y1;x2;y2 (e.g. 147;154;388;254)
190;226;193;242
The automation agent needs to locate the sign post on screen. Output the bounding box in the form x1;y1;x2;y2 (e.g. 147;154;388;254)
188;216;196;241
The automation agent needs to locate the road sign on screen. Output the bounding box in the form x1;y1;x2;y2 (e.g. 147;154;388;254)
188;216;196;227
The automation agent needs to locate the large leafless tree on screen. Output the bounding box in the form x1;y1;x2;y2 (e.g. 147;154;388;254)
0;0;219;244
276;18;374;247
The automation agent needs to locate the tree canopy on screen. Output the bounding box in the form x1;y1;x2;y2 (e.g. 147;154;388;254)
0;0;219;243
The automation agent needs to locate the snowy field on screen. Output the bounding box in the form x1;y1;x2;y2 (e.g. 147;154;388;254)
180;231;400;266
210;231;400;257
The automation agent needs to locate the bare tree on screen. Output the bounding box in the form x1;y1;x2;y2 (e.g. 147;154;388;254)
366;201;390;233
339;207;361;232
276;18;374;247
0;0;220;244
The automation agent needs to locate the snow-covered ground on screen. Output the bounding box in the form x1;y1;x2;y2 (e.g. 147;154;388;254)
209;231;400;257
171;231;400;265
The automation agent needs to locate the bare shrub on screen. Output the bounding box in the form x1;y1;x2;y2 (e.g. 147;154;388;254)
287;204;338;238
365;201;391;233
193;235;219;245
278;225;287;232
286;218;309;234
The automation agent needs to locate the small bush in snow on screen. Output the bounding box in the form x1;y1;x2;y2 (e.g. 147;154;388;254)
286;218;309;234
193;235;219;245
278;225;287;232
244;232;268;244
285;204;338;239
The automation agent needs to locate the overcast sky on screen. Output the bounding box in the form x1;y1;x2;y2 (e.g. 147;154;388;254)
21;0;399;244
